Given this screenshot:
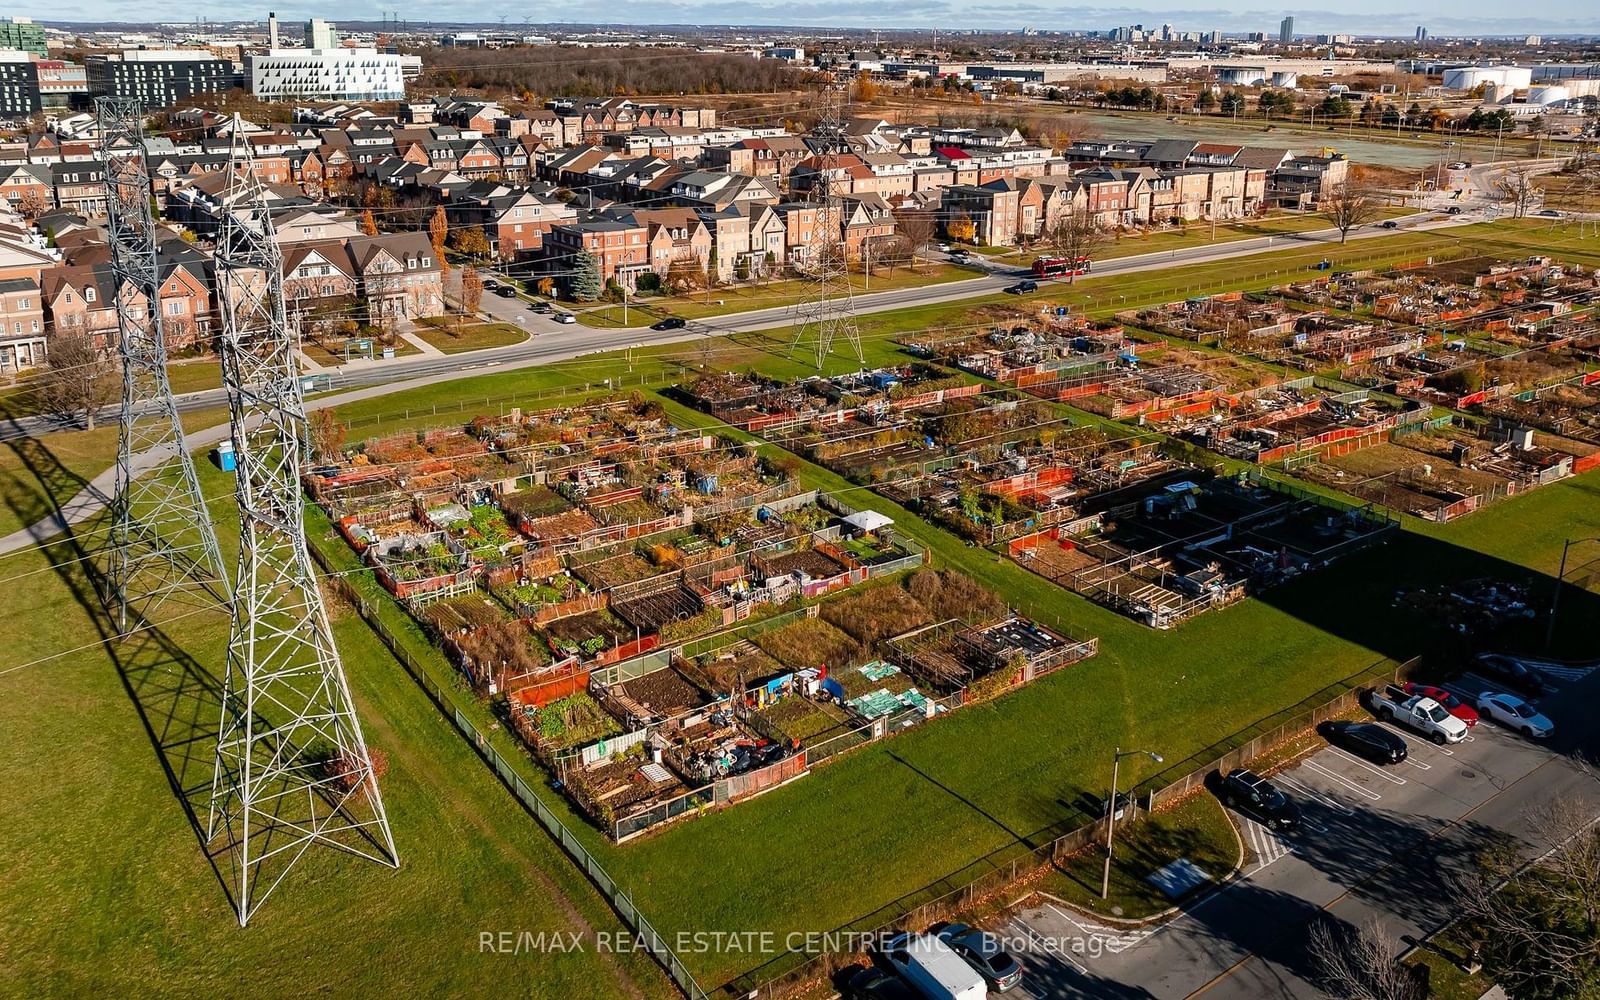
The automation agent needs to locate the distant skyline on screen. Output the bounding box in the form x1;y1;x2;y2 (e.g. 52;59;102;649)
21;4;1600;37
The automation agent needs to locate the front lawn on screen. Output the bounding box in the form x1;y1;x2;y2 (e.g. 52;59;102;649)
412;319;529;354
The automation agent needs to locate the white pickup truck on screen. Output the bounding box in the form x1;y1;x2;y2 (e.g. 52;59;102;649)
1368;685;1469;745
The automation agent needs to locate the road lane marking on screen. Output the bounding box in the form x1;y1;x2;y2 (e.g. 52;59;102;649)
1009;917;1088;972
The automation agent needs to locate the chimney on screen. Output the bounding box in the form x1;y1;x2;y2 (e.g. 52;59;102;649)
268;11;279;49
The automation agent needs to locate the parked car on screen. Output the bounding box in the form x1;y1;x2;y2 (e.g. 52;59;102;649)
1476;692;1554;738
553;311;577;324
875;932;986;1000
933;242;951;252
1367;685;1469;744
1470;653;1551;697
1401;683;1478;727
1219;768;1302;831
1004;280;1037;294
845;967;918;1000
932;923;1023;993
1318;720;1407;764
651;317;687;331
1381;220;1400;229
494;285;517;298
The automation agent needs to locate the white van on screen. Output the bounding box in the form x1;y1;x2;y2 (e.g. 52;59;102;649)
879;931;987;1000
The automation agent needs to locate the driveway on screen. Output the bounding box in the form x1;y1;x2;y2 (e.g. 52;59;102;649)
1001;663;1600;999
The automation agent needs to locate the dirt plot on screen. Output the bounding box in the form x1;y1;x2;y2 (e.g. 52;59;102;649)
754;617;863;671
694;645;788;692
611;584;703;632
543;609;635;648
573;551;659;589
761;547;848;580
500;484;573;519
619;667;710;718
821;584;935;644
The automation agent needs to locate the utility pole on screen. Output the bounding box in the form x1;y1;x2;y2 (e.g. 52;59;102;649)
1102;747;1163;899
207;115;398;926
98;97;227;628
1546;537;1600;650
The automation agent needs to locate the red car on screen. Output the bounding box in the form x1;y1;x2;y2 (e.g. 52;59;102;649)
1403;683;1479;727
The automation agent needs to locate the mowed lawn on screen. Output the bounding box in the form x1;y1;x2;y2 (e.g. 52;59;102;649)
0;455;673;999
6;218;1599;993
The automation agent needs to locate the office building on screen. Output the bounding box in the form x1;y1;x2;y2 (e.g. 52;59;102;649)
1415;26;1428;42
0;49;39;116
248;47;420;101
0;17;44;58
305;18;338;50
1279;16;1294;43
86;50;238;109
34;59;86;109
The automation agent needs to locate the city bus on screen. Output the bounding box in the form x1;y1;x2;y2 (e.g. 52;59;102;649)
1031;255;1093;279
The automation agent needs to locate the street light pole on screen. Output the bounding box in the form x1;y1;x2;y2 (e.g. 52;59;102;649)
1102;746;1164;900
1546;537;1600;650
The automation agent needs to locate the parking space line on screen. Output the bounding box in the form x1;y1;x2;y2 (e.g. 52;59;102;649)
1276;775;1353;814
1326;748;1409;785
1304;759;1384;800
1014;915;1090;971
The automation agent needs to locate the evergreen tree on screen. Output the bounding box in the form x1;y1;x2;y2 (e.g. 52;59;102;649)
568;250;602;302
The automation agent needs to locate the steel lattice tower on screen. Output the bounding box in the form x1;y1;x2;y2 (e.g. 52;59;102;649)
789;88;864;369
207;117;397;926
99;97;227;628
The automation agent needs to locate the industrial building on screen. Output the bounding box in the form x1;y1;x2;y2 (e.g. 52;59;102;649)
1442;66;1534;91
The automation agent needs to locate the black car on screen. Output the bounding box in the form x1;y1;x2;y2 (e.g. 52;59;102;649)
1381;220;1400;229
1220;768;1302;831
1471;653;1551;697
531;301;552;313
1004;280;1038;294
1445;206;1464;215
494;285;518;298
845;966;917;1000
651;317;687;331
1319;720;1407;764
934;923;1024;992
482;279;499;290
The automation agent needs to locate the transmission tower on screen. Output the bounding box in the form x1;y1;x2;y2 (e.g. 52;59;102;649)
207;116;397;926
789;88;864;369
99;97;227;628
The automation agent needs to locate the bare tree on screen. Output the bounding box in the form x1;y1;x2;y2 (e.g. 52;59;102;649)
1307;916;1426;1000
1321;183;1383;243
894;208;936;273
36;327;117;431
1453;789;1600;998
1044;208;1105;282
1493;164;1541;220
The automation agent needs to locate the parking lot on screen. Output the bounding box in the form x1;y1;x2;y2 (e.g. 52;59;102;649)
998;663;1600;999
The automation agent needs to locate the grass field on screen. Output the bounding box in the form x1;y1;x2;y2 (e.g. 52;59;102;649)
6;218;1600;995
0;448;674;999
412;320;529;354
578;263;971;328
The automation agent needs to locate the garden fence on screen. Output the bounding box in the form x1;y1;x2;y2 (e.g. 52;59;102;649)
307;543;709;1000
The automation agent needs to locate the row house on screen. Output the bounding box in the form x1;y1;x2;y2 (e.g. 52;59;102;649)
0;163;51;213
624;207;712;276
49;162;106;217
773;201;841;268
839;194;896;257
788;153;875;199
698;202;786;282
666;170;781;212
542;218;649;288
0;276;45;372
699;136;811;185
279;233;444;324
446;186;577;259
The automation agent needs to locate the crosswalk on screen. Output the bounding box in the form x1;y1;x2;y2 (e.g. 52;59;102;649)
1239;816;1292;872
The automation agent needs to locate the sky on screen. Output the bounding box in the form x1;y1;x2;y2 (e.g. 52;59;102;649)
26;3;1600;36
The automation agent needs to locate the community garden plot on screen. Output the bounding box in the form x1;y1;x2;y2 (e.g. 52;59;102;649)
1150;377;1430;465
1295;418;1599;522
1008;473;1396;629
903;317;1136;383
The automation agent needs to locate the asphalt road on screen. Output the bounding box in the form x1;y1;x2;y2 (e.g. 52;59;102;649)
1000;662;1600;1000
2;205;1482;448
